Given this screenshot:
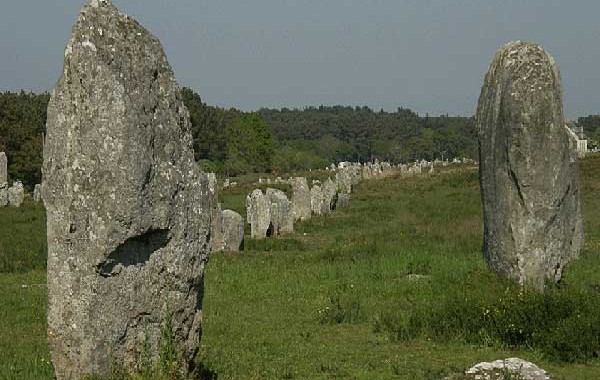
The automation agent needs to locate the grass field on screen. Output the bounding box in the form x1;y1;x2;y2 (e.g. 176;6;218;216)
2;158;600;379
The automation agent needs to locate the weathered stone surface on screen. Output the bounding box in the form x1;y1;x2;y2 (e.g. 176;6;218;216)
8;181;24;207
310;185;325;215
372;162;382;175
464;358;551;380
322;178;337;212
400;164;408;175
335;169;352;194
290;177;311;221
351;165;362;184
33;184;42;203
0;152;7;207
337;193;350;208
362;165;372;180
246;189;271;239
0;152;7;186
266;188;294;235
222;209;244;251
42;1;212;378
207;173;224;252
0;187;7;207
477;41;583;289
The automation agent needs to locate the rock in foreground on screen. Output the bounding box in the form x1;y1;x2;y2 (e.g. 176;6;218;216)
43;1;212;378
476;41;583;289
464;358;551;380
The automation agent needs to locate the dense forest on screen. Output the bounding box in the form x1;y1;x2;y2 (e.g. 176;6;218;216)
0;91;49;190
1;89;597;190
259;106;477;171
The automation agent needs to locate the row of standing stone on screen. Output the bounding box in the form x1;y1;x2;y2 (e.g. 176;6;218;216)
211;157;475;248
243;161;397;241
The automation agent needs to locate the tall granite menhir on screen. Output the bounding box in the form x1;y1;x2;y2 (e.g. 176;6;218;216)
477;41;583;289
42;0;212;378
0;152;7;206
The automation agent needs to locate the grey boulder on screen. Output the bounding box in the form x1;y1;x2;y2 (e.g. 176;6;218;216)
465;358;551;380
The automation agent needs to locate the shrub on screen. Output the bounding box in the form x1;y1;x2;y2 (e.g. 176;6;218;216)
377;284;600;362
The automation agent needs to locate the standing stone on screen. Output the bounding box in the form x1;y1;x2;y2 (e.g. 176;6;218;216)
337;193;350;208
266;188;294;235
0;152;7;206
207;173;224;252
8;181;24;207
346;164;360;185
43;1;212;378
362;165;372;180
0;186;7;207
33;184;42;203
335;169;352;194
0;152;7;187
246;189;271;239
290;177;311;221
382;162;392;173
322;178;338;212
222;209;244;252
310;185;325;215
477;41;583;289
400;164;408;175
372;162;382;175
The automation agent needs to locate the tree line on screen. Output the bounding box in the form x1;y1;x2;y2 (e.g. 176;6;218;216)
258;106;478;170
2;88;597;190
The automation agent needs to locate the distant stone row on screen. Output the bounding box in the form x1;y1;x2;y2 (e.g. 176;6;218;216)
255;157;476;188
244;161;394;241
0;152;42;208
156;156;474;255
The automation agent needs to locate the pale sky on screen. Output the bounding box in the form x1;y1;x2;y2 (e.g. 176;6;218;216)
1;1;599;118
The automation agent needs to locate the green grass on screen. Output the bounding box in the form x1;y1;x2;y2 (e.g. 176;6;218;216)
0;201;46;273
3;159;600;379
0;270;53;380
